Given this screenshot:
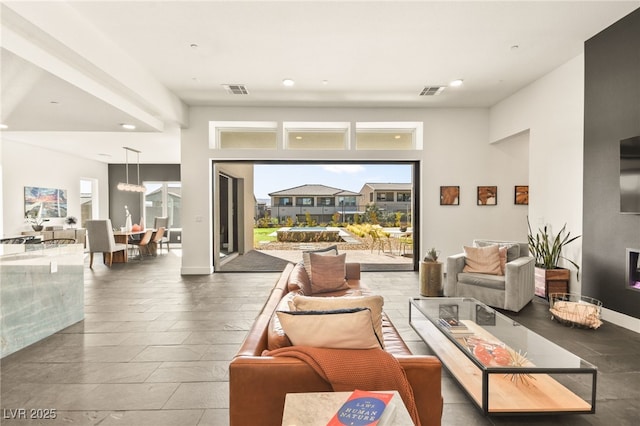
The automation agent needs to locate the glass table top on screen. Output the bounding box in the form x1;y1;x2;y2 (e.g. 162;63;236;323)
410;297;597;371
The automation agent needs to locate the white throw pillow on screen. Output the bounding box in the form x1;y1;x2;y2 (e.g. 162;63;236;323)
276;308;382;349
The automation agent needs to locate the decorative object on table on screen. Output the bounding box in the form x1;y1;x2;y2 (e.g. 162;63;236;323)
124;205;132;231
440;186;459;205
438;304;459;321
25;212;49;231
527;218;581;299
475;304;496;326
65;216;78;228
463;336;535;385
420;248;442;296
24;186;67;218
549;293;602;329
514;185;529;205
503;350;536;386
477;185;497;205
116;146;146;192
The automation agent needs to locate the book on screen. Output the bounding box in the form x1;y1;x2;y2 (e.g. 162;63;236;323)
438;317;468;330
326;389;395;426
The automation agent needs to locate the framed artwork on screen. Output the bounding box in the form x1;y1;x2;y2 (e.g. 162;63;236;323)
24;186;68;218
515;185;529;205
477;186;497;205
440;186;460;205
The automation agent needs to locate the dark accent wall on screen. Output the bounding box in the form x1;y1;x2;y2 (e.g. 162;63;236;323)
583;7;640;318
108;164;180;228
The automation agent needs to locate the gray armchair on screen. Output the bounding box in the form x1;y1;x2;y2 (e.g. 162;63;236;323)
86;219;127;268
445;239;535;312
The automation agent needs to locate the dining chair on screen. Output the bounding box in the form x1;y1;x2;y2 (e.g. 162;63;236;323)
154;217;170;252
129;229;154;260
85;219;127;268
150;227;166;255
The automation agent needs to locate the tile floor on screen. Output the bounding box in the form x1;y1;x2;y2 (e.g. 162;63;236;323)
1;250;639;425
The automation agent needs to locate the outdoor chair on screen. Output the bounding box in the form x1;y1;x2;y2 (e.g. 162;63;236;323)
369;228;391;254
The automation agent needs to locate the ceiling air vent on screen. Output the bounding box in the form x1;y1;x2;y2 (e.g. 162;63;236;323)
419;86;445;96
222;84;249;95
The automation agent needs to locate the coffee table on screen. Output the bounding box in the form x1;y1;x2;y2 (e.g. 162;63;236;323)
409;297;597;415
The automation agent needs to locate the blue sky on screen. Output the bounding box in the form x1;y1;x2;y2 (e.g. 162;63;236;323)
253;163;412;199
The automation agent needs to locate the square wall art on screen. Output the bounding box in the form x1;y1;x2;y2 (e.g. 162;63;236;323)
477;186;497;205
440;186;460;205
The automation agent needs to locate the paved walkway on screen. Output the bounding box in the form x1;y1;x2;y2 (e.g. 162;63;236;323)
258;249;412;265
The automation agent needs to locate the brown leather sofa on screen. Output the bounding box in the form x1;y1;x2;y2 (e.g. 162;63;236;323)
229;262;443;426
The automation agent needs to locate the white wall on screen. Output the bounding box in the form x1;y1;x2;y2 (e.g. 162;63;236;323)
490;54;585;293
181;106;530;274
2;139;109;237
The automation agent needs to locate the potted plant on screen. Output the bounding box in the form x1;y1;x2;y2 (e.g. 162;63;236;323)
25;213;49;232
420;247;442;297
65;216;78;228
527;218;581;299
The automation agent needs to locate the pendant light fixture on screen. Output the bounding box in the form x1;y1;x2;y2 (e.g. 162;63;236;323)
117;146;146;192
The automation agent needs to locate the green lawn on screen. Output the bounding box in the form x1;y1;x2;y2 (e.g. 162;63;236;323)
254;227;277;245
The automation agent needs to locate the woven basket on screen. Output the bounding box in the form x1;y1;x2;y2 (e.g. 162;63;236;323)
549;293;603;329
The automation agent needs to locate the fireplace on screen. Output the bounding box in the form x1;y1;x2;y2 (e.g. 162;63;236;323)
626;249;640;292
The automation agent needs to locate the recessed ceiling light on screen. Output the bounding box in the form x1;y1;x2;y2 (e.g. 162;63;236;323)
121;123;136;130
282;79;295;87
511;44;520;51
322;80;328;85
190;43;198;49
449;79;464;87
97;153;111;158
394;135;401;139
295;136;303;140
50;100;59;104
0;124;8;129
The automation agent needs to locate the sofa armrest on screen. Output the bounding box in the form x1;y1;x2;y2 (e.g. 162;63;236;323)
396;355;443;426
229;356;332;426
504;256;536;312
444;253;466;296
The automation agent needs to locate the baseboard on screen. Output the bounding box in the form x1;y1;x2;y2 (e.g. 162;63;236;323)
180;266;213;275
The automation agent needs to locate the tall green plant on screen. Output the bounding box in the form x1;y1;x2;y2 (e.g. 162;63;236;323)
527;218;581;275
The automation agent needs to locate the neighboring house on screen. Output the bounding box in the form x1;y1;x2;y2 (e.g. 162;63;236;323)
359;183;412;220
269;184;361;224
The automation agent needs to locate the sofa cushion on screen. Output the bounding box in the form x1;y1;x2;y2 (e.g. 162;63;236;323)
498;246;507;275
475;240;520;262
287;262;312;295
458;272;506;290
463;245;502;275
289;294;384;348
302;245;338;278
308;253;349;294
276;307;382;349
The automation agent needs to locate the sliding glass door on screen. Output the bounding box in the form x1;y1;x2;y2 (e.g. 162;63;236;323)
144;181;182;233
